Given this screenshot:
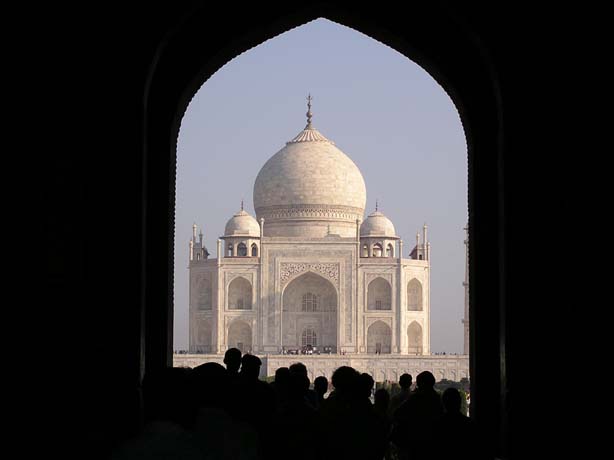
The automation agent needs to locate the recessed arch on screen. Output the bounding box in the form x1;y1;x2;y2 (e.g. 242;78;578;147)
407;278;423;311
227;319;252;353
367;277;391;310
407;321;423;355
228;276;252;310
282;272;337;351
195;319;212;353
367;320;391;354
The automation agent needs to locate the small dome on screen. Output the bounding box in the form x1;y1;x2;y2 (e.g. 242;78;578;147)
224;209;260;237
360;211;397;237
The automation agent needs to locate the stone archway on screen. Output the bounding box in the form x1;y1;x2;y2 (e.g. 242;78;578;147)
367;320;391;354
408;321;423;355
282;272;337;352
227;320;252;353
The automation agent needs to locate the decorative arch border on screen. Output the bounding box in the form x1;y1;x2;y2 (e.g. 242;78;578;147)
280;263;339;291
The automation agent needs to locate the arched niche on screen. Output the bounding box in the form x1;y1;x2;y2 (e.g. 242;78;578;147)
227;320;252;353
407;278;423;311
407;321;423;355
228;277;252;310
367;277;392;310
367;320;391;354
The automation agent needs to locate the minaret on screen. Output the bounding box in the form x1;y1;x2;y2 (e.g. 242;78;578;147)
462;223;470;355
189;222;197;261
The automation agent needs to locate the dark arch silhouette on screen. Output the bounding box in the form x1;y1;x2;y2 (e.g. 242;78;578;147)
40;3;578;459
142;6;504;451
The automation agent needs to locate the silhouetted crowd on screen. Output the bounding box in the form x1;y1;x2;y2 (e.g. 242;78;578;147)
112;349;490;460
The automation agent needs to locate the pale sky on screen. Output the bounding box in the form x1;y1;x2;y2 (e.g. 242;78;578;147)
173;18;467;353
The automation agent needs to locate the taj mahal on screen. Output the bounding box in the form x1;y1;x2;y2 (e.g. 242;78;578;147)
176;97;469;382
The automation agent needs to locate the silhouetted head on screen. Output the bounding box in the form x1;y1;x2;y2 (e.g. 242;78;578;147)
331;366;360;394
399;373;412;390
224;348;242;374
275;366;290;385
287;372;310;401
191;362;229;409
314;376;328;397
359;373;375;398
289;362;308;377
416;371;436;390
240;353;262;380
374;388;390;408
442;387;462;414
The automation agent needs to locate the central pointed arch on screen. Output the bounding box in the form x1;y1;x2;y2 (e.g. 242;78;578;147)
282;271;337;352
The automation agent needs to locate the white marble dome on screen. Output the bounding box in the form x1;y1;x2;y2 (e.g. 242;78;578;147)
253;118;367;238
360;210;397;237
224;209;260;237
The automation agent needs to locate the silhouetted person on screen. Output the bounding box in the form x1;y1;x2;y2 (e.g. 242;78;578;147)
359;372;375;401
289;362;319;409
319;366;388;460
273;372;322;460
190;362;243;460
270;366;290;411
425;388;489;460
313;375;328;408
392;371;443;460
224;347;242;376
389;373;412;417
374;388;394;460
374;388;391;423
237;354;276;459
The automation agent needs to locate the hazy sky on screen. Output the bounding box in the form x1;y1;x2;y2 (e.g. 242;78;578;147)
174;18;467;353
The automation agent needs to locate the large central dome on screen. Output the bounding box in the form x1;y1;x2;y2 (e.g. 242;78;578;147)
253;102;366;238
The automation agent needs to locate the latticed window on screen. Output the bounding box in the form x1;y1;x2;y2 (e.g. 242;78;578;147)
302;293;317;312
302;328;317;346
375;300;383;310
237;298;244;309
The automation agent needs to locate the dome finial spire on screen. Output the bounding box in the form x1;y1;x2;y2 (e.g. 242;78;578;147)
240;199;244;211
375;199;379;212
306;93;313;128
